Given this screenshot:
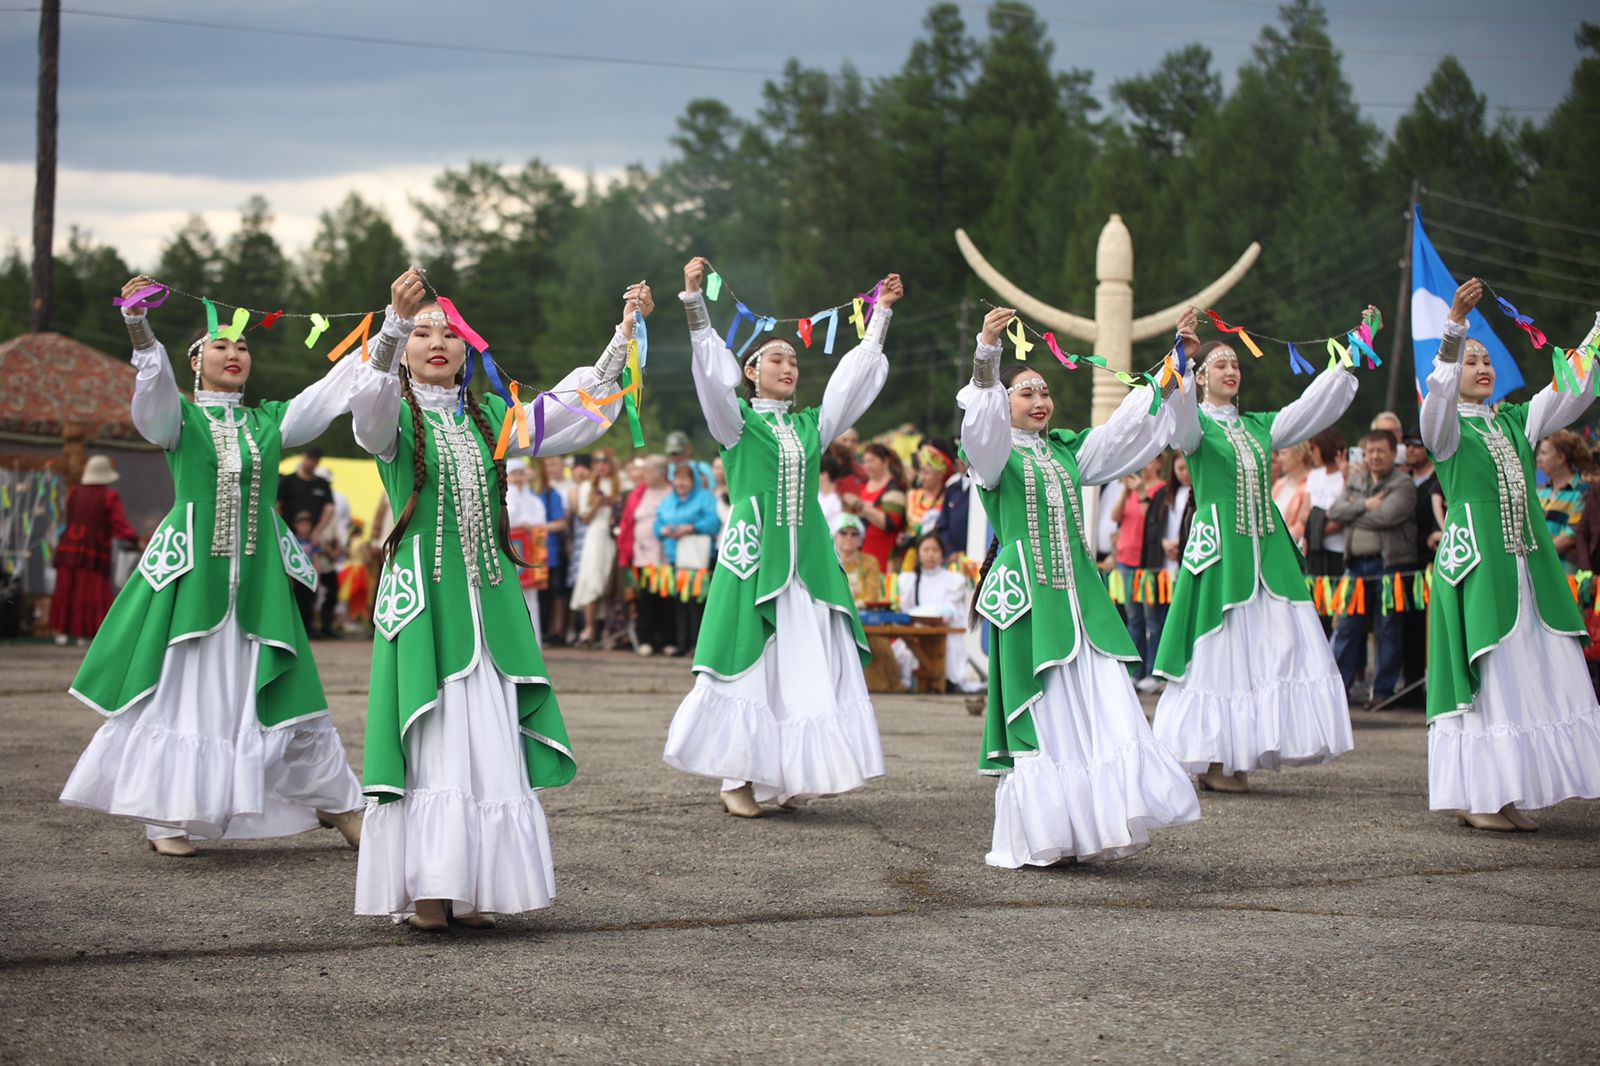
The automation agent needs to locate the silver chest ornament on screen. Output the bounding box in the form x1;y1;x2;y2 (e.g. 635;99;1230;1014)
1219;414;1275;538
768;412;807;529
424;410;504;588
1469;416;1537;557
201;404;261;558
1017;435;1088;591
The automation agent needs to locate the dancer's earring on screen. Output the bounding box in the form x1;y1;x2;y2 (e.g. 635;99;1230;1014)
192;358;202;395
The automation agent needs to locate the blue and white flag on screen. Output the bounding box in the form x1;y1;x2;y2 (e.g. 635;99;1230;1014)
1411;206;1524;402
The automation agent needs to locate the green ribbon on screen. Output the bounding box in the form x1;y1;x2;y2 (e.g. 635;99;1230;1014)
203;297;219;340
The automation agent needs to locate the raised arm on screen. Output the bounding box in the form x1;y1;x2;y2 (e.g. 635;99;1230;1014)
516;327;635;458
119;277;182;451
1270;365;1358;449
1526;311;1600;444
956;314;1014;490
819;274;902;445
1077;381;1181;486
279;346;364;448
350;305;410;461
678;256;745;450
1421;279;1481;462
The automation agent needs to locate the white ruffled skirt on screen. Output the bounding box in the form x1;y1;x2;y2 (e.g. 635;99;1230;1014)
60;612;362;841
988;646;1201;867
1153;585;1352;775
356;618;557;919
663;578;884;804
1429;560;1600;814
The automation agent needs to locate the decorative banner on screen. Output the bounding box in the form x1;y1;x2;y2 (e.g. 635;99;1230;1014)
492;380;533;460
324;312;374;364
304;313;330;349
849;297;867;340
1044;331;1075;369
1286;342;1317;376
810;307;840;355
252;310;284;331
1006;317;1034;361
111;283;170;310
705;272;723;301
725;301;758;355
797;317;814;349
1347;329;1381;369
217;307;250;342
1492;294;1548;350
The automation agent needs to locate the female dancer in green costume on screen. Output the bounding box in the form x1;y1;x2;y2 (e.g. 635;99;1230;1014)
352;269;647;929
1152;312;1367;793
60;276;364;856
663;256;903;818
1421;278;1600;830
961;306;1201;865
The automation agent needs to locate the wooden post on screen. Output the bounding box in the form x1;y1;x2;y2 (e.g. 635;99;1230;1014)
29;0;61;333
1383;179;1422;417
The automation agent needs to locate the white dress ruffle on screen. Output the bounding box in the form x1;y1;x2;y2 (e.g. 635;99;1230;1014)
1153;584;1353;776
1429;560;1600;814
60;614;362;840
356;606;557;918
988;646;1201;867
664;578;884;805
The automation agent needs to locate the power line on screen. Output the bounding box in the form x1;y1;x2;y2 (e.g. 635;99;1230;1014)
1424;188;1600;240
1421;216;1600;271
0;6;791;78
0;6;1571;116
1430;239;1597;288
997;6;1575;64
1179;0;1583;29
1477;278;1596;309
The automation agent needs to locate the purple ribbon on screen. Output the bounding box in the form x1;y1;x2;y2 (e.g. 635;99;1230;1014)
112;283;170;310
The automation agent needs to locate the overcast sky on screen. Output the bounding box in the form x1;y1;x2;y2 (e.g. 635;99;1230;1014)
0;0;1590;266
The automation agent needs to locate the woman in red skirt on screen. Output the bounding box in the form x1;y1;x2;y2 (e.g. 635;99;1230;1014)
51;454;139;644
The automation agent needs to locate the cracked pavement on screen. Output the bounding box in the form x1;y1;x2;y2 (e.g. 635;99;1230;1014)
3;640;1597;1064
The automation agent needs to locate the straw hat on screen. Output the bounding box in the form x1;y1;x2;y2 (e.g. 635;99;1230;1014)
80;455;119;486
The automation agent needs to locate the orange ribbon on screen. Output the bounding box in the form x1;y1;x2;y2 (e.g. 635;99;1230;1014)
577;380;641;427
1394;573;1405;613
325;312;374;363
491;381;532;461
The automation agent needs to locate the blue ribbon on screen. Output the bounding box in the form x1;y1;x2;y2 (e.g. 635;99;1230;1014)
1286;341;1316;376
737;316;777;362
455;346;515;416
1174;331;1187;377
811;307;841;355
1347;330;1382;369
634;310;648;368
725;301;757;356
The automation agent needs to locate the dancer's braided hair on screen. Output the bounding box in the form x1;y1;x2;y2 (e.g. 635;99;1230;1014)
380;364;527;568
462;385;528;568
382;365;430;566
968;535;1000;629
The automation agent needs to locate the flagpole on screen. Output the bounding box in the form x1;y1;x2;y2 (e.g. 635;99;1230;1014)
1384;178;1422;416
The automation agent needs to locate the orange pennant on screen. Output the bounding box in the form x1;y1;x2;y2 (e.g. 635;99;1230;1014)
326;312;374;363
492;381;531;461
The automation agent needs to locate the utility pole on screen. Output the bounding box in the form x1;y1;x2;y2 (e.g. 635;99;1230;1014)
1383;179;1422;416
29;0;60;333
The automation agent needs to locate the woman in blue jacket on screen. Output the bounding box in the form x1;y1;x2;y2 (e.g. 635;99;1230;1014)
657;462;723;656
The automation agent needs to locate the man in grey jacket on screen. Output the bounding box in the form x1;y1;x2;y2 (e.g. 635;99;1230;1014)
1328;429;1417;707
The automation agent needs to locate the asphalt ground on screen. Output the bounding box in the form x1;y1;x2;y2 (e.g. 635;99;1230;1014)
3;638;1597;1064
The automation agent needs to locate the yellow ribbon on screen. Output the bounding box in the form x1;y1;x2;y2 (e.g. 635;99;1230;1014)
491;380;531;461
1006;317;1034;361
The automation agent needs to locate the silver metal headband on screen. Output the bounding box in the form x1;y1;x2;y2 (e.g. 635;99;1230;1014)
744;338;796;367
1195;345;1237;373
415;310;449;327
1007;375;1049;395
188;336;209;361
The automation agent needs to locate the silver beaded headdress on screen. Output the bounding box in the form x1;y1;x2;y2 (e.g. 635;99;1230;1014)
745;338;796;368
1006;374;1049;395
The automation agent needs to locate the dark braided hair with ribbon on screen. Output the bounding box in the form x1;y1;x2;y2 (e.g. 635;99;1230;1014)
381;364;527;569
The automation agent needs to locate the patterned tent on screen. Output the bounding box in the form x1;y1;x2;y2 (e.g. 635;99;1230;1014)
0;332;140;441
